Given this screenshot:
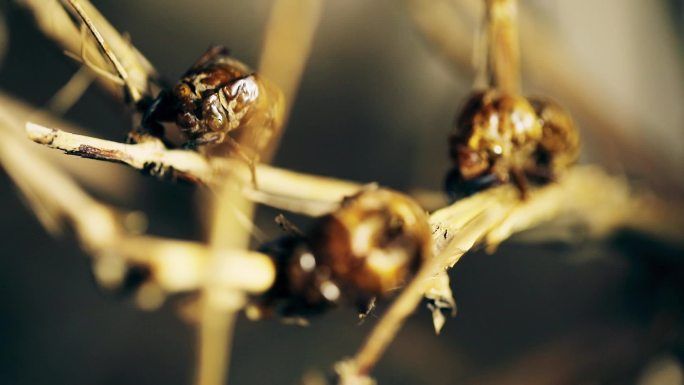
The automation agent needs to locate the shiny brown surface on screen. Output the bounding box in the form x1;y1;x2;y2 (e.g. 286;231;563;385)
142;46;284;158
449;89;579;195
257;188;431;317
312;188;431;298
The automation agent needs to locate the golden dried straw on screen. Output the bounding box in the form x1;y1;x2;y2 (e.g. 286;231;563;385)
343;164;682;380
21;0;155;101
24;122;682;382
0;121;275;296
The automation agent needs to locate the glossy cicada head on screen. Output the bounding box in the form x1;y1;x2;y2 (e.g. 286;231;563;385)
139;46;284;158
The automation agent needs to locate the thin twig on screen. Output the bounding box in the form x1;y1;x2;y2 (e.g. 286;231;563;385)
25;123;362;215
195;183;252;385
64;0;140;101
0;92;135;196
258;0;323;162
21;0;155;102
484;0;520;92
0;122;275;295
353;205;506;375
24;123;683;246
47;65;96;114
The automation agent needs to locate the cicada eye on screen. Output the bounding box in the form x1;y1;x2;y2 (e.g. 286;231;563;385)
175;83;192;99
201;94;226;132
227;76;259;103
174;83;198;112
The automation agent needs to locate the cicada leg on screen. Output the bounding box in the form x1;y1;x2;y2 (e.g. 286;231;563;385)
184;131;225;148
510;167;530;199
222;135;259;187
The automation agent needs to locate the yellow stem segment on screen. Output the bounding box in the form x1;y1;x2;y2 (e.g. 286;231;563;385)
484;0;520;93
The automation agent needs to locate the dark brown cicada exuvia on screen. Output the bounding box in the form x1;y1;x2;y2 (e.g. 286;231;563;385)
445;89;580;200
135;46;284;176
250;188;432;320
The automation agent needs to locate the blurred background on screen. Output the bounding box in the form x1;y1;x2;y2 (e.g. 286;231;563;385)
0;0;683;384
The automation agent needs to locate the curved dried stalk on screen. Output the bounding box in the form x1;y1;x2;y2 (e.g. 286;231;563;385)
63;0;141;102
258;0;323;162
483;0;520;93
0;92;136;196
25;122;361;216
20;0;156;102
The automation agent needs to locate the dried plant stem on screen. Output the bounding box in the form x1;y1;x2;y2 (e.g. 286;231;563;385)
258;0;322;161
24;123;682;245
484;0;520;93
0;122;275;295
25;123;362;215
26;122;215;181
195;184;252;385
20;0;155;101
196;302;239;385
64;0;141;102
47;66;96;114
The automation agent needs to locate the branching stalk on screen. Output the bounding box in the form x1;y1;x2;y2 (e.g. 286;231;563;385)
64;0;141;102
25;122;361;215
0;123;275;295
342;167;683;380
20;0;155;102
